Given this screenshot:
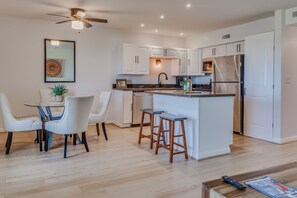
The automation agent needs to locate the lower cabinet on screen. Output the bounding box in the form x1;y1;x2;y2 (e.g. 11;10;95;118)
108;90;133;127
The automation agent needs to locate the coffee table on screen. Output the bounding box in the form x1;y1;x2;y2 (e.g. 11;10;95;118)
202;162;297;197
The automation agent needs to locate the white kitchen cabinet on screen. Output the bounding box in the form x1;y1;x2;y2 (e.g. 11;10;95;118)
150;47;164;57
172;49;203;76
122;44;149;75
108;90;133;127
179;50;188;75
202;45;227;59
150;47;178;59
188;49;203;76
136;47;149;74
164;49;178;58
226;41;245;55
172;49;188;76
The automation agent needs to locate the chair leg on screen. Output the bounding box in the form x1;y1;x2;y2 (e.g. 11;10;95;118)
169;121;175;163
39;129;43;152
102;122;108;141
96;123;100;136
138;112;145;144
155;118;163;155
150;114;154;149
5;132;13;155
35;130;40;144
44;130;49;152
73;134;77;145
64;135;68;158
181;120;189;160
82;132;89;152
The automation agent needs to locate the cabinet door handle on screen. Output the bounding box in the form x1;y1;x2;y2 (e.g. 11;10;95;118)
137;56;139;63
239;44;241;53
236;44;239;53
179;59;181;66
135;56;137;63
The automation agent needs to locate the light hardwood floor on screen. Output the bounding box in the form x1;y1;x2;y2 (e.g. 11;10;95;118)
0;125;297;198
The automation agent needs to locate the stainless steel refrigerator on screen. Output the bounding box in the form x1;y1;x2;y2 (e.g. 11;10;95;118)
211;55;244;134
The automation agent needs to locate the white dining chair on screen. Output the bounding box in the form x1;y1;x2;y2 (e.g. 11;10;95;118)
45;96;94;158
39;88;64;119
88;91;112;140
0;92;43;154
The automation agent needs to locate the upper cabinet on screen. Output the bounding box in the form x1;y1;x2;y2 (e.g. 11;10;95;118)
226;41;245;56
188;49;203;76
202;45;227;59
172;49;204;76
150;47;178;59
122;44;149;75
202;42;245;59
172;49;188;76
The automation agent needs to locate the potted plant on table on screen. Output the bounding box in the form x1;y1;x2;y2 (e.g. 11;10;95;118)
49;84;69;102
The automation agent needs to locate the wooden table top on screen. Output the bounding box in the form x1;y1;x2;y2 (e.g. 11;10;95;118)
201;162;297;198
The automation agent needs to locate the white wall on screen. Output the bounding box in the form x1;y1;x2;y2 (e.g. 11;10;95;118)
0;15;185;130
279;20;297;140
185;17;275;49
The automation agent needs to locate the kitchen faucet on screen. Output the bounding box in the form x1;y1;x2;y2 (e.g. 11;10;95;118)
157;72;168;88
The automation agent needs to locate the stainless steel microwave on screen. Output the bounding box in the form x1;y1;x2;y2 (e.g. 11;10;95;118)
202;59;213;73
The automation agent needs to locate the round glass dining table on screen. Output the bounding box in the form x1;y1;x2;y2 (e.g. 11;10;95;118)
24;102;65;150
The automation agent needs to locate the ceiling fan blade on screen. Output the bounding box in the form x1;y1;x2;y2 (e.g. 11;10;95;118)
47;13;70;18
56;20;72;24
85;18;108;23
83;21;93;28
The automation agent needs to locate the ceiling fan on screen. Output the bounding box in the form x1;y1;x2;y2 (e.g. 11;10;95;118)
47;8;108;30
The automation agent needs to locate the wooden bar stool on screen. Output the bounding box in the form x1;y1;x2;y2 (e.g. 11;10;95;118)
138;109;165;149
155;113;188;163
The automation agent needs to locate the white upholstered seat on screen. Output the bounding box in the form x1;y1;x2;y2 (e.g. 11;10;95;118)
0;92;43;154
45;96;94;158
88;91;112;140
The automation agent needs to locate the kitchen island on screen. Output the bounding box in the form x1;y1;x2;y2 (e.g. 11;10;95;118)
147;90;235;160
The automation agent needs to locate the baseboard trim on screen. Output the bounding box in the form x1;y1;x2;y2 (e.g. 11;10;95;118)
197;148;231;160
273;136;297;144
0;128;5;132
107;120;131;128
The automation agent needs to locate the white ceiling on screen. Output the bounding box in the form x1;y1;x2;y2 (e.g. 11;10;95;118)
0;0;297;37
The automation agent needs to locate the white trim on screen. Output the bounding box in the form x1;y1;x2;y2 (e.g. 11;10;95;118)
0;128;5;132
272;136;297;144
108;120;131;128
197;148;231;160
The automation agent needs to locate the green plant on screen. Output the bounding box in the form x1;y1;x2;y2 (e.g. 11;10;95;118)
49;84;69;97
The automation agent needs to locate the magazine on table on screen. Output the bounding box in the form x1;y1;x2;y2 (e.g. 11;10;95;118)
244;176;297;198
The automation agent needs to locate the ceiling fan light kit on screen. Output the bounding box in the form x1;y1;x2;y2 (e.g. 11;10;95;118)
48;8;108;30
72;20;84;30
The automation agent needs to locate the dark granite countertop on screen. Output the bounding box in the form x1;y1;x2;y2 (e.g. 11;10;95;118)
112;84;211;92
146;90;235;98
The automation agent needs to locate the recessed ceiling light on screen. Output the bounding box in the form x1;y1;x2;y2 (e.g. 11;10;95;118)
180;33;184;36
155;29;159;33
186;3;192;8
160;15;165;19
140;23;145;27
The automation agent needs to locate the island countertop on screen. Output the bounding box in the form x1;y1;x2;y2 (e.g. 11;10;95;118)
146;90;235;98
